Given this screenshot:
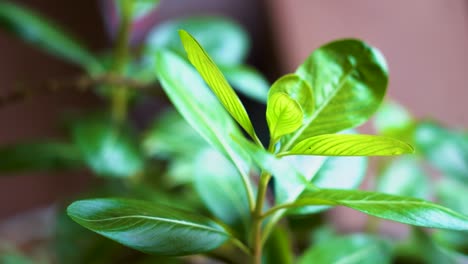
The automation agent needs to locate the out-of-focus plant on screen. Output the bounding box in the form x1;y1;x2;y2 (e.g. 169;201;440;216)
66;29;468;264
0;1;268;263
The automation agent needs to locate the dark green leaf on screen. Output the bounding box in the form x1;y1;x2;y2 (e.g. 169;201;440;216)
0;141;81;173
293;189;468;230
146;16;248;66
266;92;303;142
0;2;101;72
287;134;414;156
414;122;468;182
179;30;259;142
71;117;144;178
222;65;269;103
377;157;430;199
67;198;231;256
285;39;388;149
298;234;391;264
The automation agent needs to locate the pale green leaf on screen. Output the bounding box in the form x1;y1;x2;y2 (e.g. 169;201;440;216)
67;198;230;256
284;39;388;149
179;30;258;142
287;134;414;156
222;65;269;103
293;189;468;230
374;101;414;137
266;92;303;141
436;179;468;216
298;234;391;264
0;2;101;73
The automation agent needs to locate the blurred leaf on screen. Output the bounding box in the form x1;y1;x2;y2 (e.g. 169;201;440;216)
193;148;250;236
287;134;414;156
262;226;294;264
266;92;303;142
179;30;259;142
377;156;430;199
116;0;160;20
437;179;468;215
67;198;231;256
0;141;81;173
71;116;144;178
146;16;248;66
298;234;391;264
293;189;468;230
374;101;414;138
0;254;34;264
285;39;388;148
222;65;269;103
414;122;468;183
0;1;101;72
290;156;367;215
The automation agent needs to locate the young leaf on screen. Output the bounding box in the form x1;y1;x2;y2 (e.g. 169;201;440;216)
269;74;314;117
414;122;468;183
179;30;259;142
146;16;248;66
298;234;391;264
293;189;468;230
0;141;81;173
287;134;414;156
221;65;269;103
67;198;230;256
0;2;101;73
71;117;144;178
285;39;388;148
155;49;254;208
266;92;303;142
377;157;430;199
193;148;250;236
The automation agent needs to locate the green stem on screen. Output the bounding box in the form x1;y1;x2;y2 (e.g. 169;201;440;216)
250;171;271;264
111;0;133;123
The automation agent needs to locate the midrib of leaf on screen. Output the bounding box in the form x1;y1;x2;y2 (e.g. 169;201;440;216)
271;99;300;140
70;214;227;235
281;69;354;151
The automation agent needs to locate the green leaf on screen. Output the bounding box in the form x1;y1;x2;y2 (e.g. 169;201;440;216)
377;157;430;199
298;234;391;264
179;30;259;142
263;226;294;264
0;141;81;173
0;254;34;264
155;49;254;207
269;74;314;118
222;65;269;103
290;156;367;215
67;198;230;256
71;117;144;178
374;101;414;138
193;148;250;236
285;39;388;148
293;189;468;230
0;1;101;72
266;92;303;142
287;134;414;156
124;0;160;20
414;122;468;182
436;179;468;216
146;16;248;66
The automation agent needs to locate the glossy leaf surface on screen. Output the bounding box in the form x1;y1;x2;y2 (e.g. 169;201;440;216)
0;2;100;72
67;198;230;256
294;189;468;230
179;30;258;141
222;65;269;103
298;234;391;264
146;16;248;66
266;92;303;141
287;134;414;156
286;39;388;147
0;141;81;173
269;74;314;117
71;117;144;178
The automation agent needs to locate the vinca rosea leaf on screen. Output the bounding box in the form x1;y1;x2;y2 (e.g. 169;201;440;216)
266;92;303;142
179;30;259;142
0;2;101;72
293;189;468;230
67;198;230;256
285;39;388;149
287;134;414;156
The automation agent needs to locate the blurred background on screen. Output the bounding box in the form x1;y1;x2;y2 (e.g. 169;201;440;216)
0;0;467;261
